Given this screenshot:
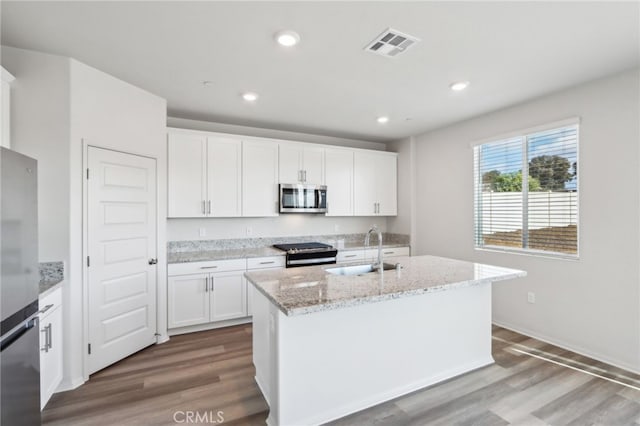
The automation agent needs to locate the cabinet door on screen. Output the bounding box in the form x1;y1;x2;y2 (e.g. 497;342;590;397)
168;133;206;217
353;151;378;216
243;140;279;217
211;272;247;322
207;137;242;217
168;274;210;328
40;306;63;409
278;144;302;183
302;146;325;185
325;148;353;216
376;154;397;216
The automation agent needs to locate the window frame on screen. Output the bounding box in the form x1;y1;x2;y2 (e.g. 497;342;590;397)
472;118;580;260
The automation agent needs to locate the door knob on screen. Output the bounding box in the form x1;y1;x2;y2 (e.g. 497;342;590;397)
148;258;158;265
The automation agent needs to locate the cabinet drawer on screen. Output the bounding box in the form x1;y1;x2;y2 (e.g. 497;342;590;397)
337;250;365;263
365;246;410;260
247;256;285;270
39;287;62;316
168;258;247;276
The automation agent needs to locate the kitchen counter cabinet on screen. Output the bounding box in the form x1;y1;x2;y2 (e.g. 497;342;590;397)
245;255;525;425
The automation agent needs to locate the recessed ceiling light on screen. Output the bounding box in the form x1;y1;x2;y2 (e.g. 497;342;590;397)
275;30;300;47
377;116;389;124
450;81;470;91
242;92;259;102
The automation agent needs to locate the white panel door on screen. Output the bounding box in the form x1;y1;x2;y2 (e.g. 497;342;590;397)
167;274;210;328
242;140;279;217
377;154;397;216
207;136;242;217
210;272;246;321
167;132;206;217
279;144;302;183
302;146;325;185
88;147;157;375
353;151;378;216
325;148;353;216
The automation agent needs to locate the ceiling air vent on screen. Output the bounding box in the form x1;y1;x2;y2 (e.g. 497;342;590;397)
365;28;420;57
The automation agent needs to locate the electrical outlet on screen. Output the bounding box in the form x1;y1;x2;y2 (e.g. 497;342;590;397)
527;292;536;304
246;226;253;236
199;228;206;237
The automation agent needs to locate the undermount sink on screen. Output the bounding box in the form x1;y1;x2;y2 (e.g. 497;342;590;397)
325;263;399;276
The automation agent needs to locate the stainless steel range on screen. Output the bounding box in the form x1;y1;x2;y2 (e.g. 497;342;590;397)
273;242;338;268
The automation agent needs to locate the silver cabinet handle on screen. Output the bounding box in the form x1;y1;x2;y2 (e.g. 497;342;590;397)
39;304;54;315
210;279;214;292
207;200;211;215
205;276;209;292
344;254;357;258
41;324;51;352
383;251;394;255
200;266;218;269
303;170;307;182
48;323;53;350
259;261;275;265
202;200;206;215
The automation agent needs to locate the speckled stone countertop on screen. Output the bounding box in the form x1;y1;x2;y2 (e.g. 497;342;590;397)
39;261;64;296
245;255;526;316
167;233;410;264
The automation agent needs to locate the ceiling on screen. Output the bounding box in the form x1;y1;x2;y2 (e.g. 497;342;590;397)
2;2;638;143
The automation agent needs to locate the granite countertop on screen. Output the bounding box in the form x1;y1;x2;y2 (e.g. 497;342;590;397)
244;255;526;316
39;279;63;297
39;261;64;296
167;243;410;264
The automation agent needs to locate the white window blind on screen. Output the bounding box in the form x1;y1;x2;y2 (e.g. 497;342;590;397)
474;123;578;257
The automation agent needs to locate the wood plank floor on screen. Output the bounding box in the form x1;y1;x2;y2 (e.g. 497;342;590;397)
43;325;640;426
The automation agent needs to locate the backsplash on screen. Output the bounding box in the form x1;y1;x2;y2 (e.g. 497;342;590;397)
39;261;64;283
168;233;410;253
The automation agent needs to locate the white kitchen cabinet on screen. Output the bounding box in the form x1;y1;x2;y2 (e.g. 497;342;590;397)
210;272;246;321
354;151;397;216
168;132;242;218
168;132;207;217
325;148;354;216
168;273;210;328
168;259;248;330
207;137;242;217
39;286;63;410
243;139;279;217
364;246;411;263
1;67;15;149
279;143;324;185
246;256;285;316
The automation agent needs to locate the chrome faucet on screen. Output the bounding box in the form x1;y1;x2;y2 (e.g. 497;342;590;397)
364;224;383;270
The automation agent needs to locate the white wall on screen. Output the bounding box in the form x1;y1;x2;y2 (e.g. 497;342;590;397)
3;46;167;389
386;137;416;246
167;117;389;241
69;59;167;384
408;69;640;372
168;117;387;151
2;47;71;263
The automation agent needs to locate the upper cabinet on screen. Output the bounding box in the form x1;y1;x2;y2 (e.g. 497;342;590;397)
168;132;241;218
279;144;324;185
243;139;279;217
168;132;207;217
1;67;15;149
167;128;397;218
325;148;354;216
354;151;397;216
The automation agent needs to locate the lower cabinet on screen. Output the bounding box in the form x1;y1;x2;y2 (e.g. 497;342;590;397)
168;270;246;329
39;286;63;410
337;246;411;264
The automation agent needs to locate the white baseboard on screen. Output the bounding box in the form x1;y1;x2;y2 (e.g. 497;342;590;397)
168;317;252;336
156;333;170;344
492;320;640;375
56;376;85;392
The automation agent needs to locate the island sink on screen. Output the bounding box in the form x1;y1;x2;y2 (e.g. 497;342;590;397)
325;262;398;276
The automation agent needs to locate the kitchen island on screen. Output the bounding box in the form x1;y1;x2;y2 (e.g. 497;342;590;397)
244;255;526;426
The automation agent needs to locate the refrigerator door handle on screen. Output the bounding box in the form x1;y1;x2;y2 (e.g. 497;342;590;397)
0;314;39;351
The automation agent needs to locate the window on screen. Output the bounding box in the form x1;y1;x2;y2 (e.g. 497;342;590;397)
474;121;578;257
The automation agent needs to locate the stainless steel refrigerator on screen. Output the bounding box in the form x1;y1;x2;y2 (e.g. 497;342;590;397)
0;147;41;425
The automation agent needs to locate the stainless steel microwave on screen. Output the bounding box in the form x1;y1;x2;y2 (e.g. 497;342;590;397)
279;184;327;213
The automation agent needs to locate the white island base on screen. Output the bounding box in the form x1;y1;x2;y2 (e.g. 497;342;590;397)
251;281;494;426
